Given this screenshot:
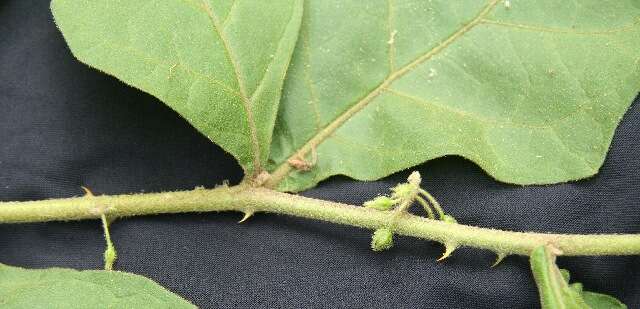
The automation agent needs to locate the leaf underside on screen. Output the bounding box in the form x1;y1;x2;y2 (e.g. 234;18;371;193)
52;0;640;192
51;0;304;178
0;263;196;308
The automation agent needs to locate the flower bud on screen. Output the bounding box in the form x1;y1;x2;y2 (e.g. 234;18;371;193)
371;228;394;252
391;183;414;200
104;246;117;271
407;171;422;186
363;196;396;211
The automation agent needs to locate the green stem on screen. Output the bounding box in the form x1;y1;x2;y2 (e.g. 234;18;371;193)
415;196;436;220
100;214;117;271
0;185;639;257
419;189;446;220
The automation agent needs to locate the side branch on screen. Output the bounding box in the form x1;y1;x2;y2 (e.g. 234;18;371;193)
0;185;639;256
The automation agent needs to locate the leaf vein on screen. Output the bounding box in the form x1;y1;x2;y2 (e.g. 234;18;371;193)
385;89;569;129
480;18;640;35
249;5;298;103
301;26;322;131
221;0;238;29
266;0;503;188
85;39;241;98
201;0;262;174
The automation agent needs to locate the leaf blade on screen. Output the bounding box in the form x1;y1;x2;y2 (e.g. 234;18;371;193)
0;263;195;308
529;246;627;309
583;292;627;309
51;0;303;176
268;0;640;191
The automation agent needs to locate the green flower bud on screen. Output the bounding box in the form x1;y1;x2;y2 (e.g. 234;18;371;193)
407;171;422;186
371;228;394;252
391;183;415;200
363;196;396;211
104;246;117;271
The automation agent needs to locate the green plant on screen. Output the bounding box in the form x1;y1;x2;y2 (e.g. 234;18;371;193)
1;0;639;307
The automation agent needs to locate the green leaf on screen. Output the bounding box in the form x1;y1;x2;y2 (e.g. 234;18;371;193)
529;246;627;309
0;263;195;308
583;292;628;309
268;0;640;191
51;0;303;178
52;1;640;192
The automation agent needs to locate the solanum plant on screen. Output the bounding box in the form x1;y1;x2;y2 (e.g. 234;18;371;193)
1;0;639;308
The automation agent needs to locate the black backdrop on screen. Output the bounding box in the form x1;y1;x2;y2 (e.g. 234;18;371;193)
1;1;639;308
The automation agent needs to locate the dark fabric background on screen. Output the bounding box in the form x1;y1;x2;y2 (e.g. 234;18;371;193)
1;1;639;308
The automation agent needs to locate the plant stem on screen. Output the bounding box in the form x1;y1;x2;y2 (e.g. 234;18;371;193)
0;185;639;257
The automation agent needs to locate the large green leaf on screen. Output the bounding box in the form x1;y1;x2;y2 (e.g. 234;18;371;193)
51;0;303;178
529;246;627;309
268;0;640;191
52;1;640;192
0;263;195;308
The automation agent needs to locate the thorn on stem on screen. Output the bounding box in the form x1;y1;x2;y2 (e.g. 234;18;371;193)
81;186;94;197
437;242;457;261
238;211;254;223
216;180;230;188
491;253;507;268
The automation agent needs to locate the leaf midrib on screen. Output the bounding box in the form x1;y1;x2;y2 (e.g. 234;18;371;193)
266;0;501;188
200;0;263;174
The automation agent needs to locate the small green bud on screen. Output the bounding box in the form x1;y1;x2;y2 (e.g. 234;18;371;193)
104;246;117;271
407;171;422;186
363;196;396;211
442;214;457;224
371;228;394;252
391;183;415;200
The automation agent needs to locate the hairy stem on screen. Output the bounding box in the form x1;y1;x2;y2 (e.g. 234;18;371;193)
0;185;639;257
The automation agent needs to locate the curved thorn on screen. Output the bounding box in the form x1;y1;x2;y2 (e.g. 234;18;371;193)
437;243;457;262
238;211;254;223
491;253;507;268
81;186;94;197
